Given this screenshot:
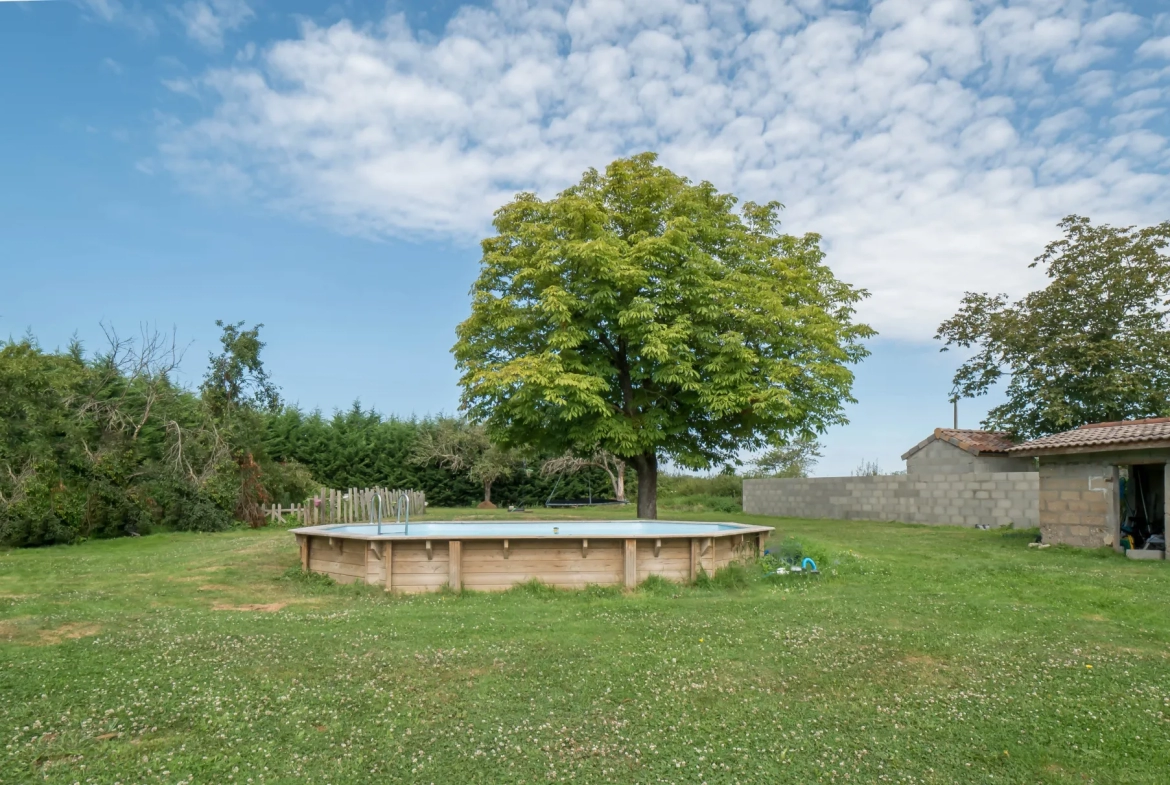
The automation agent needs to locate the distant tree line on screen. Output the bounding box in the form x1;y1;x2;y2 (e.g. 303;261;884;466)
0;322;616;548
262;405;615;510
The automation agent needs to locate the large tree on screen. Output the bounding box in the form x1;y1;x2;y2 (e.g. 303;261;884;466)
937;215;1170;440
453;153;873;518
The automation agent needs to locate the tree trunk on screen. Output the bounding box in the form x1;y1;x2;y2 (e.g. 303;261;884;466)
477;479;497;510
631;453;657;519
615;465;626;501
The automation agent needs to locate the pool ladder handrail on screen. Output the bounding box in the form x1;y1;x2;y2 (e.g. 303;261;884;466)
371;492;383;535
396;492;411;536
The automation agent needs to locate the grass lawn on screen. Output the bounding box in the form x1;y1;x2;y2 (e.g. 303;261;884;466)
2;508;1168;784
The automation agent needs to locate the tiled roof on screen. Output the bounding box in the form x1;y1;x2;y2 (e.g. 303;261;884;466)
901;429;1017;461
1008;417;1170;455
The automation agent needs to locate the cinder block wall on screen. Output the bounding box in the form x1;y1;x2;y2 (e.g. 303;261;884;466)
906;440;1036;475
743;472;1039;529
1037;461;1113;548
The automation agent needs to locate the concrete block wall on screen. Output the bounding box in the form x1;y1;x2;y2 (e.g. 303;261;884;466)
1037;462;1113;548
743;472;1039;529
905;439;1036;475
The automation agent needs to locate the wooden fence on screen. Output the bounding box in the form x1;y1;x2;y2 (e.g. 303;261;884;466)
263;487;426;526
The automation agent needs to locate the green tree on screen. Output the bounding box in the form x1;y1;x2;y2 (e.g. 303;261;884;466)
200;321;282;526
410;419;517;508
937;215;1170;439
748;436;823;478
201;320;281;421
454;153;873;518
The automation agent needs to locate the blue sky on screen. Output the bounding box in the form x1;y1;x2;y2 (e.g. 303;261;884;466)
2;0;1168;476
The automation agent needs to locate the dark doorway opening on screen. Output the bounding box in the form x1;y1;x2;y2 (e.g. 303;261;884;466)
1122;464;1166;550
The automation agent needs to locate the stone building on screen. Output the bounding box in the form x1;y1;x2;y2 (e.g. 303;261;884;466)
901;428;1035;474
1008;418;1169;555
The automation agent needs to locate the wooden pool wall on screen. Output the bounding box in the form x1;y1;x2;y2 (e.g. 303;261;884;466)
294;532;769;593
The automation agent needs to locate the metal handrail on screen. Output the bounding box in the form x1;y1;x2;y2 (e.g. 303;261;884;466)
396;492;411;536
371;491;383;535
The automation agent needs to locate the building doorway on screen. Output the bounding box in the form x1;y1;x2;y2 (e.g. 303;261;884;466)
1121;464;1166;550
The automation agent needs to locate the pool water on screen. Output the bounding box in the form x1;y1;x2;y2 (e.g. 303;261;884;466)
323;521;744;538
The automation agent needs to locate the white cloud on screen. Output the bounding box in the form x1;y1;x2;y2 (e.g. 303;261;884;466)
172;0;253;50
1137;36;1170;60
78;0;156;35
162;0;1170;340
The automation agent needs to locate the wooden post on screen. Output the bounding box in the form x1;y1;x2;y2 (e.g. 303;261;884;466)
383;542;394;592
623;539;637;588
1110;465;1123;553
299;535;310;571
689;538;699;582
364;539;371;585
449;540;462;592
1164;463;1170;552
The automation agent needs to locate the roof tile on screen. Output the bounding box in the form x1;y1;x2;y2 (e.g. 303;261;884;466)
901;428;1016;460
1009;418;1170;454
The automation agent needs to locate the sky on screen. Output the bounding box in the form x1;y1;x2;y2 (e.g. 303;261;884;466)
1;0;1168;477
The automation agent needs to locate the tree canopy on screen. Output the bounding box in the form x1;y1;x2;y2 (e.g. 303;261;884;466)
937;215;1170;439
454;153;873;518
747;436;823;479
410;419;516;507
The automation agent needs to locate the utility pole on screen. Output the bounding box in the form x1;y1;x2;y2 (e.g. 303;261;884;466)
953;398;958;430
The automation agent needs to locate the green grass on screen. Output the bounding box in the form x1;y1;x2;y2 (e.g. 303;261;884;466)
2;508;1169;784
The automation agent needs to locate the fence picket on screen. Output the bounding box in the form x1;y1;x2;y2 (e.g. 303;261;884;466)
266;487;426;527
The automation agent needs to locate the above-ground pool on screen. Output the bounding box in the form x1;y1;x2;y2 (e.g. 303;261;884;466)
290;519;773;593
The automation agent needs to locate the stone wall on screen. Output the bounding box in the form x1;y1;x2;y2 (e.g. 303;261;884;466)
1037;461;1114;548
743;472;1039;529
905;439;1036;475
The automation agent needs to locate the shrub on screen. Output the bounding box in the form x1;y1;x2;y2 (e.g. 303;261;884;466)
0;507;74;548
658;473;743;499
82;478;152;539
261;459;318;506
658;494;741;513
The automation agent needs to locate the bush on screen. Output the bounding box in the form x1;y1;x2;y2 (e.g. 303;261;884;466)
0;507;75;548
658;494;742;513
82;478;153;539
658;473;743;499
261;459;318;506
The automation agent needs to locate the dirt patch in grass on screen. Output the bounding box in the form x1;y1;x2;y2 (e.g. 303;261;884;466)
212;602;288;612
39;623;101;645
1;619;101;645
0;618;28;641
